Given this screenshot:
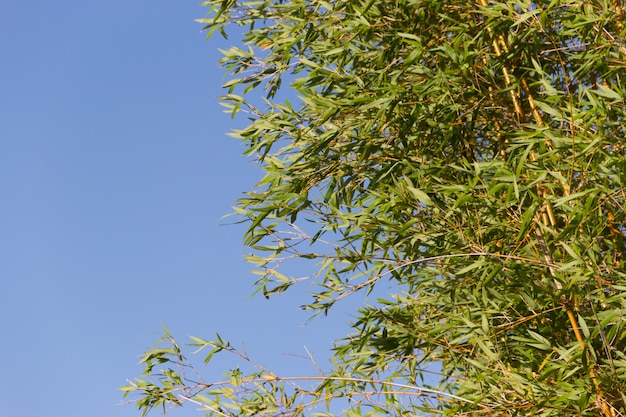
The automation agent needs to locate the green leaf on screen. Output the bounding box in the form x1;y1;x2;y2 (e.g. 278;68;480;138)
406;186;433;206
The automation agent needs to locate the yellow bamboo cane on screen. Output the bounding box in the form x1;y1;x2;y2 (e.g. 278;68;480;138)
475;1;613;415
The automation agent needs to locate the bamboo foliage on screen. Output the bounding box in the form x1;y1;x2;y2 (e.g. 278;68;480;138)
123;1;626;415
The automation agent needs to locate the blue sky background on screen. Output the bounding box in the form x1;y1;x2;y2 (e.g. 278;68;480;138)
0;2;361;416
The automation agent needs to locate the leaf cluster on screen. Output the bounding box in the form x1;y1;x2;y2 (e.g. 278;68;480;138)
126;0;626;415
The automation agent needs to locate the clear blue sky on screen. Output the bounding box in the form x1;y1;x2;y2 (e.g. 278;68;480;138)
0;2;358;416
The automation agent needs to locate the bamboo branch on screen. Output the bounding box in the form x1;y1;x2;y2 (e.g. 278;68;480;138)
475;2;613;415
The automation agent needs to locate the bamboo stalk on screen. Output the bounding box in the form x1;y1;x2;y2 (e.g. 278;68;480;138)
475;1;612;415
